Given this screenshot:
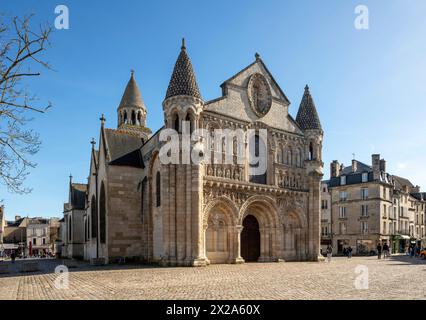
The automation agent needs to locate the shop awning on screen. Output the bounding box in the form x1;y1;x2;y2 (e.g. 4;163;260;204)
1;244;19;250
400;235;410;239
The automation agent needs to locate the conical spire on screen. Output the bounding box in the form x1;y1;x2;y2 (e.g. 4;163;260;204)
118;70;145;110
165;38;202;100
296;85;322;131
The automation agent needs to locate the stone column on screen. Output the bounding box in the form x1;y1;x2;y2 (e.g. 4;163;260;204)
233;225;244;264
185;164;192;265
191;164;207;266
176;164;185;263
258;227;267;262
203;223;210;265
169;164;176;263
307;170;324;261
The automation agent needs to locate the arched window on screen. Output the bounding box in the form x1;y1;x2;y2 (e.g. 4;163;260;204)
83;216;89;242
141;177;147;222
131;110;136;125
277;145;282;163
309;142;314;160
123;111;128;124
156;171;161;207
185;113;193;133
137;112;141;125
68;215;72;242
99;182;106;244
295;149;301;167
287;148;293;166
91;195;97;238
172;113;179;132
249;134;267;184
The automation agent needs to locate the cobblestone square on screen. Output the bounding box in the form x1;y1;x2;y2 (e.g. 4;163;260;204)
0;256;425;300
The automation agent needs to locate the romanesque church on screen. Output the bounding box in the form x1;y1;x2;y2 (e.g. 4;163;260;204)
62;40;324;265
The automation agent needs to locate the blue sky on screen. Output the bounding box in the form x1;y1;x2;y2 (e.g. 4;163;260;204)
1;0;426;220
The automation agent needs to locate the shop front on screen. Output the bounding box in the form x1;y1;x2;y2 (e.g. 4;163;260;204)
356;239;374;255
398;235;410;253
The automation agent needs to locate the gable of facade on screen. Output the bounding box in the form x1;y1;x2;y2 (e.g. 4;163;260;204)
205;56;302;134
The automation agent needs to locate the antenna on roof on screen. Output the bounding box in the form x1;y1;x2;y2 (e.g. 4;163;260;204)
352;153;355;160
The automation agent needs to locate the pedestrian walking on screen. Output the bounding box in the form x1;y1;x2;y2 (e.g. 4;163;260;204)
382;243;389;259
410;246;415;258
377;243;382;259
347;246;352;259
10;250;16;263
326;245;333;262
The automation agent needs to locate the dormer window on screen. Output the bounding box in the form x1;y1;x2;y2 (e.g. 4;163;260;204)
362;172;368;183
340;176;346;185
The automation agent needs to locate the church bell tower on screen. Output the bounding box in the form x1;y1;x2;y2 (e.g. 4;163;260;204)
117;70;151;142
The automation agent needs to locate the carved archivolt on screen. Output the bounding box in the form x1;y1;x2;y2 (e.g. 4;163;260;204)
278;196;308;228
202;195;239;227
203;187;250;208
237;195;280;227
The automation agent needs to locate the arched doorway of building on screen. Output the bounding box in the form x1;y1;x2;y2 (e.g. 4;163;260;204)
241;215;260;262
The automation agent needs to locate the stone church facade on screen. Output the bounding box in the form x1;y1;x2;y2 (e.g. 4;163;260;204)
65;40;324;266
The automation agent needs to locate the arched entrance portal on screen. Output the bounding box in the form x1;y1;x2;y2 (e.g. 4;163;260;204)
241;215;260;262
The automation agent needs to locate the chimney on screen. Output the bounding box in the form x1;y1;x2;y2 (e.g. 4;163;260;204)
380;159;386;172
339;163;344;174
412;185;420;193
372;154;380;180
15;215;21;221
330;160;340;178
352;160;357;173
372;154;380;171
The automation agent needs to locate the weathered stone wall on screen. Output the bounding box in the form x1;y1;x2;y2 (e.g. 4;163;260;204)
106;165;144;261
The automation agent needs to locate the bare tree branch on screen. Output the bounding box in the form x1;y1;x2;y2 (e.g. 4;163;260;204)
0;14;52;194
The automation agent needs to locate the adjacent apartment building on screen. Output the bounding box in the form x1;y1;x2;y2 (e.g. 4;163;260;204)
321;154;426;255
0;210;61;256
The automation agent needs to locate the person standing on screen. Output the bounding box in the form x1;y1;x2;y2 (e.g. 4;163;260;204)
377;243;382;259
326;245;333;262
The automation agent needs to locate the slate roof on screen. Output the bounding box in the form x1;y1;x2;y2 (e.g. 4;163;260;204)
28;217;49;225
411;192;426;201
165;40;202;100
295;85;322;131
393;175;414;191
118;72;145;110
70;183;87;210
7;218;26;227
340;161;371;175
104;129;145;168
